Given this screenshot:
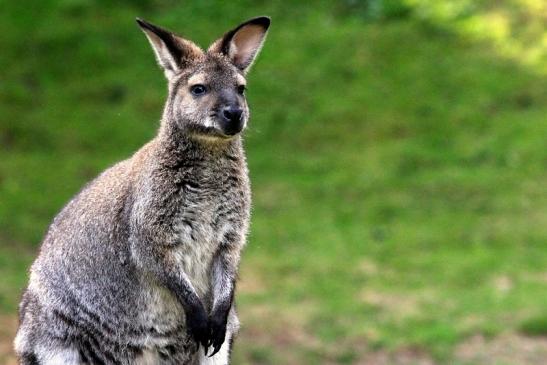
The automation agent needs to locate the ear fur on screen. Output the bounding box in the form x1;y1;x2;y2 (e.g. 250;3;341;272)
208;16;270;73
136;18;202;78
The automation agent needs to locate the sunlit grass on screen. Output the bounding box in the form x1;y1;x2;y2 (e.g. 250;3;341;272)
407;0;547;73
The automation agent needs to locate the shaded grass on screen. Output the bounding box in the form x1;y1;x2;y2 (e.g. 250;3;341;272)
519;315;547;337
1;0;546;363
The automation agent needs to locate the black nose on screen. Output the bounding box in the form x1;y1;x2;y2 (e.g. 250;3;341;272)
221;106;243;124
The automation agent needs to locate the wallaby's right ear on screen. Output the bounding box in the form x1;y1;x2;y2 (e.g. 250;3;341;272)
136;18;202;78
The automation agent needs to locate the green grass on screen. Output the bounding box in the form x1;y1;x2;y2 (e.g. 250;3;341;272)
1;0;546;363
519;315;547;337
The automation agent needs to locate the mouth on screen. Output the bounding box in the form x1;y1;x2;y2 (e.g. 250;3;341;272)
187;124;241;140
220;120;245;136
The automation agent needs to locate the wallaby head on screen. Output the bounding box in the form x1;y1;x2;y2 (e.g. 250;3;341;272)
136;17;270;140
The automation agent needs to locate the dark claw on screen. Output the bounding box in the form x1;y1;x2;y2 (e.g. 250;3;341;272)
202;340;209;356
209;342;222;357
207;311;228;357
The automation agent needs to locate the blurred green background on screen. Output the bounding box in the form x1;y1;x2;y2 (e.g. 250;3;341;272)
1;0;546;364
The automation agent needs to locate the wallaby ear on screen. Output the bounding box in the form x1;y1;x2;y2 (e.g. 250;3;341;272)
136;18;202;78
208;16;270;73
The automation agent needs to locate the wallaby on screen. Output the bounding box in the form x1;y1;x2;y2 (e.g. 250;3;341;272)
14;16;270;365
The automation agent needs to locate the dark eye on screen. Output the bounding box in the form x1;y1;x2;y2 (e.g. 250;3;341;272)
190;84;207;96
237;85;246;95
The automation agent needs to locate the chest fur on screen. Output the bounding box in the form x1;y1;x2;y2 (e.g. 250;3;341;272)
172;166;249;293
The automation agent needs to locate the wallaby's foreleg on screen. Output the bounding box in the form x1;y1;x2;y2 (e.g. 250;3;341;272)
206;231;242;358
161;264;210;349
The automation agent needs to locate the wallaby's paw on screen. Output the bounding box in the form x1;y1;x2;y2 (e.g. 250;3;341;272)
186;305;210;352
207;309;228;357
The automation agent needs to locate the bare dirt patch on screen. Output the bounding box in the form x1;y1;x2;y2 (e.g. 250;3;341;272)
353;348;435;365
353;333;547;365
359;289;421;319
0;314;17;365
238;264;267;295
455;333;547;365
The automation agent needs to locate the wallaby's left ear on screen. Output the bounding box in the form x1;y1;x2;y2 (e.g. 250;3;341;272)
209;16;270;73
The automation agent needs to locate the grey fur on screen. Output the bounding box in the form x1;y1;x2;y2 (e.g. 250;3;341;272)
14;16;270;365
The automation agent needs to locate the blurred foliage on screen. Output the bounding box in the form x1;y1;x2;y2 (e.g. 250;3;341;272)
0;0;546;363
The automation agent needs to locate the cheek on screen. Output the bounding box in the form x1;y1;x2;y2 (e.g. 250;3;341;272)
175;93;207;116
